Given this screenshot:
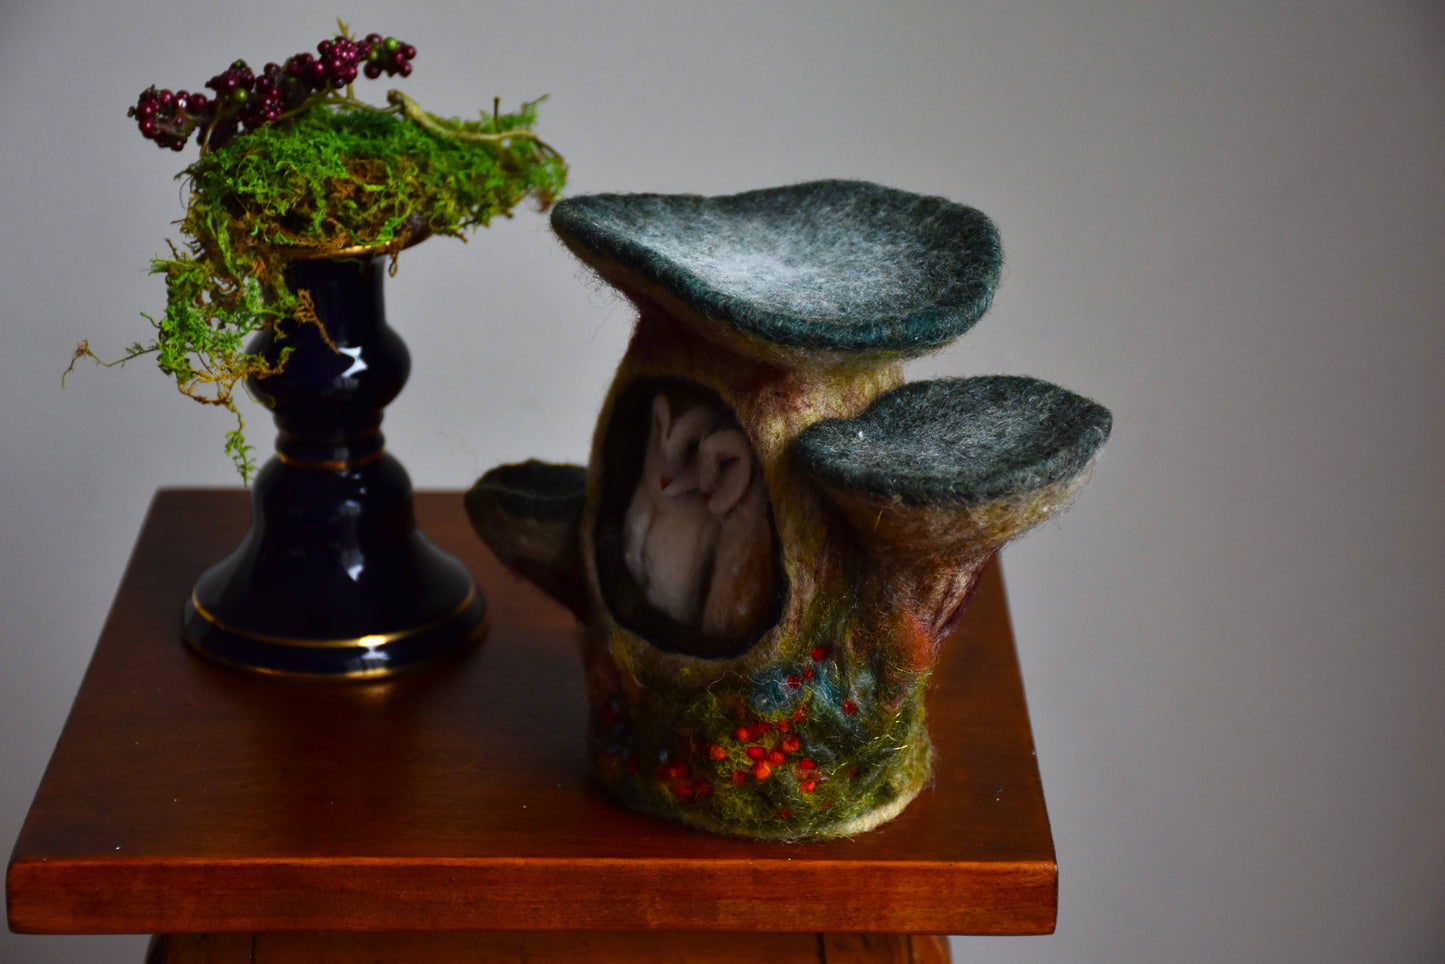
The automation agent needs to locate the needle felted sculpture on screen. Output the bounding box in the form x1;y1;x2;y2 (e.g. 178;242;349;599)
467;180;1111;839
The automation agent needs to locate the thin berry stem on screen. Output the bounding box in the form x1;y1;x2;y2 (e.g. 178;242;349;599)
387;90;560;158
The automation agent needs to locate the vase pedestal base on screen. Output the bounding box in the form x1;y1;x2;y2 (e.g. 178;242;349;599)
181;452;489;680
182;580;487;680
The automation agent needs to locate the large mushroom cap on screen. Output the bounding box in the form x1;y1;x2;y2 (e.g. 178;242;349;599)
550;180;1002;361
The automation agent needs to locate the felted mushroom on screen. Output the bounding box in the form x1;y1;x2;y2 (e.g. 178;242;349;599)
467;180;1111;840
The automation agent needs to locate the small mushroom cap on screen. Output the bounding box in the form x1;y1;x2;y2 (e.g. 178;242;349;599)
550;180;1002;360
465;460;590;618
797;376;1112;509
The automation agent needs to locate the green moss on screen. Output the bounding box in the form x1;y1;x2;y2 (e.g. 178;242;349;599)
75;92;565;481
183;97;565;257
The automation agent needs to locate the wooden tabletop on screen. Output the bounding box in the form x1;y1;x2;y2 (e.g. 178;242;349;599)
7;488;1056;937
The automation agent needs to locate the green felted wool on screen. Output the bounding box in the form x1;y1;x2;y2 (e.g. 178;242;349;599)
549;180;1002;363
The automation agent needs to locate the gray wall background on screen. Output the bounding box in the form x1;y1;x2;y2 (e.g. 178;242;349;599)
3;2;1442;961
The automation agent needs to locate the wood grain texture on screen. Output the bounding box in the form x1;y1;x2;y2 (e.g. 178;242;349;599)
147;931;952;963
7;489;1056;936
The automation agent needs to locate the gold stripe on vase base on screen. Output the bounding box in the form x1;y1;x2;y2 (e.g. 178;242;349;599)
187;587;479;649
182;611;491;681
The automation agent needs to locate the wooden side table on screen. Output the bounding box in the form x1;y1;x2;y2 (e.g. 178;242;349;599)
7;490;1056;962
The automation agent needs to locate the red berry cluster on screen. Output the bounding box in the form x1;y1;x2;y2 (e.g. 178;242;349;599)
723;706;811;787
127;32;416;152
130;87;211;151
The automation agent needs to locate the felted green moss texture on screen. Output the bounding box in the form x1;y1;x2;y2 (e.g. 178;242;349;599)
549;180;1002;362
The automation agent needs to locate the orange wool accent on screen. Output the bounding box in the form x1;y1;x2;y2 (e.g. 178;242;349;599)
781;735;801;753
753;761;772;780
767;750;786;766
902;609;939;673
708;744;727;761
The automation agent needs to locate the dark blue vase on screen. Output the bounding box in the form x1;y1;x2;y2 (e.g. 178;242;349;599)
182;256;487;678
